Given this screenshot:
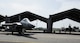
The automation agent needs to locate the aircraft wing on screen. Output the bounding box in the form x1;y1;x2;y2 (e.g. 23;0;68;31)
9;11;48;23
0;15;5;22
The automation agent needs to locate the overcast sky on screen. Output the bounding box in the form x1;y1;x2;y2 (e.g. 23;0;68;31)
0;0;80;28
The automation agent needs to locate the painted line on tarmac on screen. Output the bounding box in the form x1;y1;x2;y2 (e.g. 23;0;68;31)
0;40;39;43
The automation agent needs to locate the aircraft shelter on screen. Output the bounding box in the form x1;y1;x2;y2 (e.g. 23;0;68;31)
47;8;80;33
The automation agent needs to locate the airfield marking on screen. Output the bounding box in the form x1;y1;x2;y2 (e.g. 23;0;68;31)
0;40;39;43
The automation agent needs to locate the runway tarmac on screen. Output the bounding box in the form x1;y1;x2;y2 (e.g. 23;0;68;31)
0;31;80;43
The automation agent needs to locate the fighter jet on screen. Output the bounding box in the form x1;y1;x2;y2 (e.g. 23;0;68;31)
2;18;35;35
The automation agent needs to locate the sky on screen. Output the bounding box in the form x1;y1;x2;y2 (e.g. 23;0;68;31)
0;0;80;28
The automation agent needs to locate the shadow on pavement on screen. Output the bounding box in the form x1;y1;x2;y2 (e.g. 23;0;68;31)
6;33;37;39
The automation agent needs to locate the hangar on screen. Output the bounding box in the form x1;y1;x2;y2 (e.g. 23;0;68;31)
0;11;48;34
0;11;48;31
47;8;80;33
